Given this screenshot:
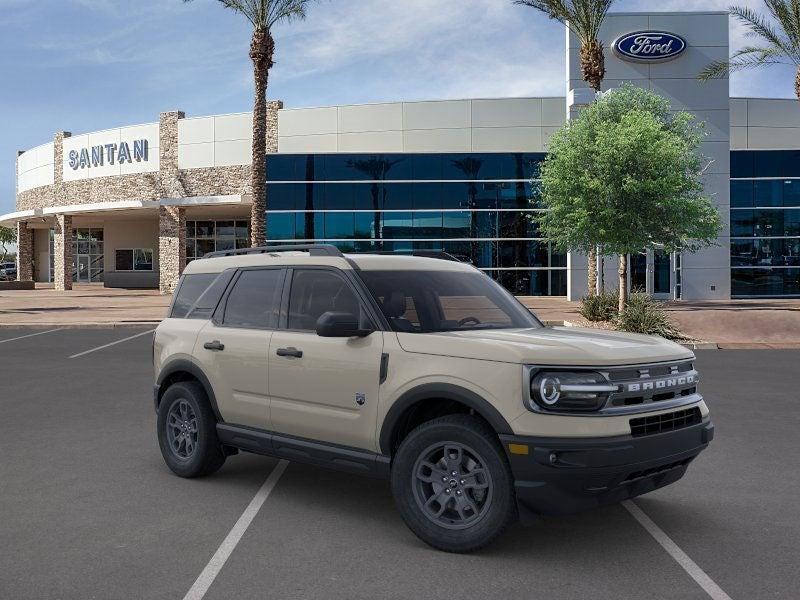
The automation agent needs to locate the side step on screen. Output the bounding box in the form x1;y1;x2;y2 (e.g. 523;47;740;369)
216;423;391;479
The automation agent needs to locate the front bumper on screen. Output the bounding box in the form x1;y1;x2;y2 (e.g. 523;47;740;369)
500;418;713;516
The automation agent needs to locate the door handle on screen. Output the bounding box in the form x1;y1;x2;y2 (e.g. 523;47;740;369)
276;347;303;358
203;340;225;351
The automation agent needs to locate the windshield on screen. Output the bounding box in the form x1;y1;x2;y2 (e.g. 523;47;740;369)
358;269;542;333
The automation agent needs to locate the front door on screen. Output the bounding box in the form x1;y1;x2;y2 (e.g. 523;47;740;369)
77;255;90;282
193;268;285;428
268;268;384;451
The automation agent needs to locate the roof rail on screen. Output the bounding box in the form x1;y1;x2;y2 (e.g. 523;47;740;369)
354;250;466;263
202;244;344;259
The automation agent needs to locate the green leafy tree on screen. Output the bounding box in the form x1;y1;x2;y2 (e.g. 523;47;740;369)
183;0;315;246
515;0;616;294
536;85;722;312
0;226;15;263
699;2;800;100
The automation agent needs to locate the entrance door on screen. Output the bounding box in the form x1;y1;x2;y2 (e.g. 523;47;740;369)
77;256;90;282
630;253;647;293
652;250;672;298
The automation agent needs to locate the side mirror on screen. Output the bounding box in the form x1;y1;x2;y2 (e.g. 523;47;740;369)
315;312;373;338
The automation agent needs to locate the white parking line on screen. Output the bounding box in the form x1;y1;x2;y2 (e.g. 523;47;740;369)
0;329;63;344
68;329;155;359
623;500;733;600
183;460;289;600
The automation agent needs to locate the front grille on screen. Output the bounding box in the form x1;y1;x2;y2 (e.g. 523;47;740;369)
608;361;699;408
621;458;692;484
629;407;702;437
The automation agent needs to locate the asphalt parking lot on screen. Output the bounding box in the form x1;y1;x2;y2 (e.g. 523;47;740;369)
1;327;798;600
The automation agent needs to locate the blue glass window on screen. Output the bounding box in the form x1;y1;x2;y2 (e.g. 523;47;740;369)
267;184;298;210
730;181;753;208
754;180;783;207
324;183;353;210
355;213;377;239
380;183;413;210
783;180;800;207
412;182;442;209
382;212;413;238
442;212;472;237
730;151;754;178
754;151;783;178
412;212;442;238
732;268;800;296
412;154;443;180
266;213;295;240
325;213;354;239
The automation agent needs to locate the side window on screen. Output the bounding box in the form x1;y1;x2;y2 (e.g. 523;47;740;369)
222;269;283;329
171;273;217;318
287;270;363;331
186;270;235;320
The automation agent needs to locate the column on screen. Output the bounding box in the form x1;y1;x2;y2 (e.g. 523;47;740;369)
53;214;73;291
16;221;33;282
159;205;185;295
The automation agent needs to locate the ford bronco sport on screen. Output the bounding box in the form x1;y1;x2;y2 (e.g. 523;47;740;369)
153;245;713;553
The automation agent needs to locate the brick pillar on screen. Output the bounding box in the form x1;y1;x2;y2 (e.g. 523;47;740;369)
53;214;73;291
159;205;185;295
16;221;33;282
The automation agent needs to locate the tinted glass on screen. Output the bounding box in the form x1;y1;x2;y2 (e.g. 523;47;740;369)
172;273;218;318
115;249;133;271
287;270;364;330
223;269;283;329
359;269;541;333
730;151;754;178
730;181;753;208
187;270;235;319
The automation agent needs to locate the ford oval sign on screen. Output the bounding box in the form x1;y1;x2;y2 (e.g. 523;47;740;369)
613;31;687;63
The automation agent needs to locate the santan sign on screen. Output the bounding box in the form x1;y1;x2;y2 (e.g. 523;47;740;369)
68;139;149;170
613;31;687;62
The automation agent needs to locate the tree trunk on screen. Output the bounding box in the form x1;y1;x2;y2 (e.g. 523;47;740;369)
249;29;275;248
580;40;605;93
580;39;604;293
796;67;800;102
618;254;628;314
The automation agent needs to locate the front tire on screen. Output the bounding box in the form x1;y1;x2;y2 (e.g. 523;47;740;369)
157;381;226;478
391;414;517;553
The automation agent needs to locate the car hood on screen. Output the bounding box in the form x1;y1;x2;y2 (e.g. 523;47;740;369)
395;326;693;366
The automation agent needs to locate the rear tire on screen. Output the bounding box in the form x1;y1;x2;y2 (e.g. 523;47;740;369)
391;414;517;553
157;381;225;478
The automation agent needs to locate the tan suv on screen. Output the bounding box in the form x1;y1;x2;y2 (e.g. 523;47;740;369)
153;245;713;552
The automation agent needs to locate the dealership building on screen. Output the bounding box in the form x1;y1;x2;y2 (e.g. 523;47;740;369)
4;10;800;299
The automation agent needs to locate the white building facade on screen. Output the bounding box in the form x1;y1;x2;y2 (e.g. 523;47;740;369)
3;11;799;299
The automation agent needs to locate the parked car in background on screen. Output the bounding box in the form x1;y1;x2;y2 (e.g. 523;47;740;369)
1;262;17;281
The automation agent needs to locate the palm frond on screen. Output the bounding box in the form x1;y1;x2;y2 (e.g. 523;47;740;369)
730;5;800;64
764;0;800;46
515;0;616;43
699;46;789;80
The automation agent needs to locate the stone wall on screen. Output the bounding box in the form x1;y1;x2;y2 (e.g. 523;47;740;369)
158;206;185;295
53;214;73;291
16;222;33;281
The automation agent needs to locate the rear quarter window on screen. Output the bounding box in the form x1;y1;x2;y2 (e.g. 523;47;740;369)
170;273;219;318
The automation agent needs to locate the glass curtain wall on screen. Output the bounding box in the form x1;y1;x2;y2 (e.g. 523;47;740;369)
264;153;567;296
731;151;800;297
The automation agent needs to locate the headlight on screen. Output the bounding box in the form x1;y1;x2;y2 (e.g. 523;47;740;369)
529;371;617;412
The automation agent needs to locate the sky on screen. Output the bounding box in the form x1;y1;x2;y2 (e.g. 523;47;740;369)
0;0;797;215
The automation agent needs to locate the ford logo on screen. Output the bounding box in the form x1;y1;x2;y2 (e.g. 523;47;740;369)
613;31;687;62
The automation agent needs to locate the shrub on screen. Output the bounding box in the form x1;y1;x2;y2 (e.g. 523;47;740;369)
579;290;619;322
615;293;685;341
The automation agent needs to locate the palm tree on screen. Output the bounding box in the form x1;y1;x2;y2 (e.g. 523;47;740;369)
184;0;314;247
699;3;800;101
515;0;616;295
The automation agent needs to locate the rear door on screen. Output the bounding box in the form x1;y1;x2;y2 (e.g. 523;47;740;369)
194;267;285;429
268;267;384;451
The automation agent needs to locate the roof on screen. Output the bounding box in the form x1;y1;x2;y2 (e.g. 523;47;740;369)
182;250;476;275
